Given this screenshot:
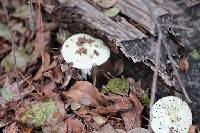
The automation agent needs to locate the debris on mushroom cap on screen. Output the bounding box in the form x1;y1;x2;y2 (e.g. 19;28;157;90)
61;33;110;69
150;96;192;133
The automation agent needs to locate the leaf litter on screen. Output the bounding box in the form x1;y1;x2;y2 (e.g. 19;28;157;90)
0;0;198;132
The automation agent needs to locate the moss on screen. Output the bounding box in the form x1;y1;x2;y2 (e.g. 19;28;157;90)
141;92;150;108
101;78;129;95
20;100;56;127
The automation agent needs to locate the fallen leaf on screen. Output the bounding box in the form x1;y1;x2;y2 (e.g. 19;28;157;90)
0;78;20;108
42;0;59;14
42;121;66;133
189;125;196;133
12;5;31;19
71;101;81;111
92;95;132;114
1;47;37;72
127;128;150;133
101;78;129;95
64;81;106;106
65;117;86;133
11;23;27;34
0;22;11;40
92;115;107;124
0;38;11;56
105;7;120;17
93;124;116;133
40;82;56;97
191;48;200;60
3;122;18;133
125;93;143;130
92;94;143;131
43;64;63;83
179;56;189;72
95;0;118;9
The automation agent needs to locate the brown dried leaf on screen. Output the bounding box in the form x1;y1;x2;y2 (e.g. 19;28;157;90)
40;82;56;97
189;125;200;133
92;115;107;125
43;65;63;83
0;37;10;56
179;57;189;72
3;122;18;133
65;117;86;133
63;81;106;106
93;124;116;133
92;94;143;132
92;95;132;114
33;60;57;80
124;93;144;130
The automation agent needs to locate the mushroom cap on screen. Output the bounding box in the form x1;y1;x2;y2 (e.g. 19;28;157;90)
150;96;192;133
61;33;110;69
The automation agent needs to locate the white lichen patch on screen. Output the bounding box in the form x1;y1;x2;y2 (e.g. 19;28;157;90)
150;96;192;133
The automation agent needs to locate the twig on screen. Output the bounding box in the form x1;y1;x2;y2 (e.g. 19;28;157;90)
141;0;191;131
162;39;191;102
141;0;162;131
28;0;34;32
35;0;45;71
2;0;21;100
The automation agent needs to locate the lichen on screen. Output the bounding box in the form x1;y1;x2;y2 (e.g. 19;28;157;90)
20;100;56;127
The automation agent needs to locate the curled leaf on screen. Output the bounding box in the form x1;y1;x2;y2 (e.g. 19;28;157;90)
64;81;106;107
179;57;189;72
0;22;11;40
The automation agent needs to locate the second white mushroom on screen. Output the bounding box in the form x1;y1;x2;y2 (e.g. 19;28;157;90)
150;96;192;133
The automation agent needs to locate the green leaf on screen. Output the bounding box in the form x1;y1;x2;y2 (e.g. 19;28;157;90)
104;7;120;17
0;87;13;102
12;5;30;19
191;49;200;60
20;100;56;127
0;22;11;40
101;78;129;95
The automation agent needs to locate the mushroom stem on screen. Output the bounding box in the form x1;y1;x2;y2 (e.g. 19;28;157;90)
81;69;91;80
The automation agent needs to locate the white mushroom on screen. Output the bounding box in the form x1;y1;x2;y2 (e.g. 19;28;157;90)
150;96;192;133
61;33;110;79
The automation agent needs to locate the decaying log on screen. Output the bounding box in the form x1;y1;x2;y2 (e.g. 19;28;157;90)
51;0;175;86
